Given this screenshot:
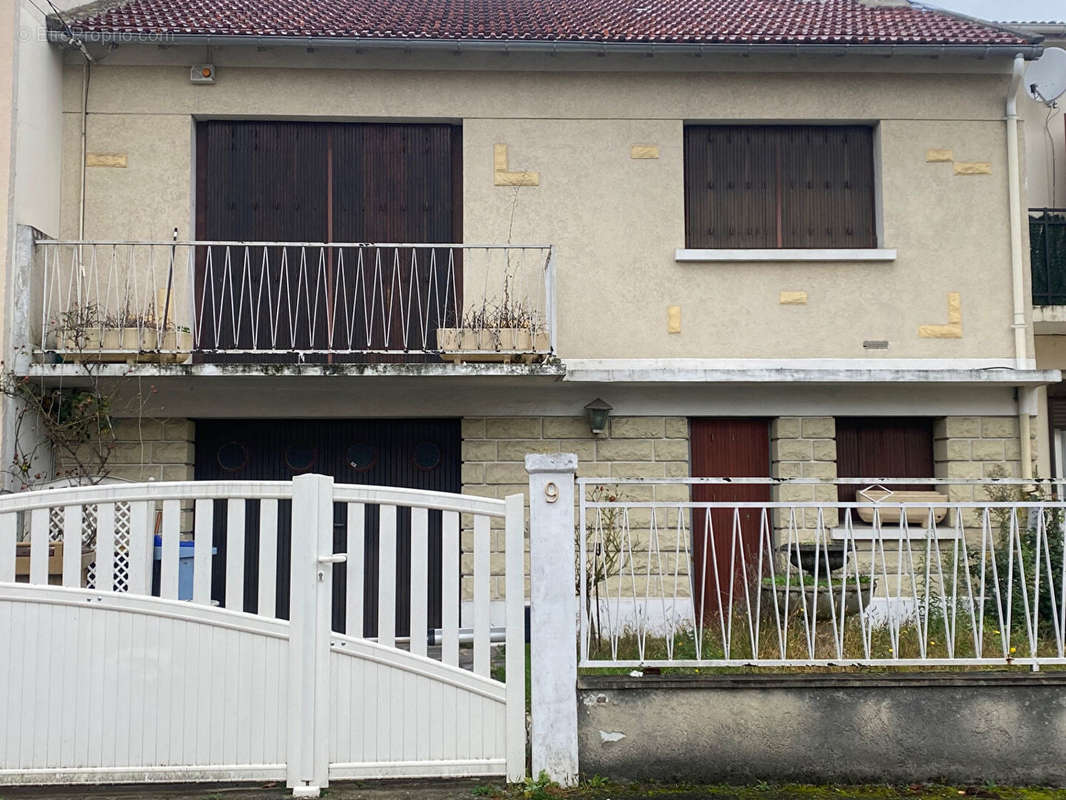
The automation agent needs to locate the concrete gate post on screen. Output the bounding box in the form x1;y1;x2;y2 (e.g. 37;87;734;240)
525;453;579;786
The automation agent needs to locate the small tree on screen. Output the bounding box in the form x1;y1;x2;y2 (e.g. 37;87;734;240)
0;343;156;490
0;369;118;489
576;484;625;649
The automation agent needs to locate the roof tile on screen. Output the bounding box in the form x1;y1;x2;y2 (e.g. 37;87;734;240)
63;0;1034;46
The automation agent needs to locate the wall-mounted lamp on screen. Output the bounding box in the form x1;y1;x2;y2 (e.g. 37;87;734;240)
584;398;613;435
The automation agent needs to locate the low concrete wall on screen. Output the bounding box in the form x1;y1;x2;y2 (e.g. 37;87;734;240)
578;673;1066;785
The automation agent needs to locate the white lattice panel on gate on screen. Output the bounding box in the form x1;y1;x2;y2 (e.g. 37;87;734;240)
47;501;132;591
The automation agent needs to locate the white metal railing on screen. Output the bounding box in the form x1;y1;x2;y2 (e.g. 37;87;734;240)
578;477;1066;668
35;240;555;360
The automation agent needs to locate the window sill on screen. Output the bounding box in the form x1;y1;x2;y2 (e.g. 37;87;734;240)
675;248;898;263
831;525;961;541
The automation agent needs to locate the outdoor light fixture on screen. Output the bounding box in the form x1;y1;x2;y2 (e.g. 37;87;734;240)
584;398;613;435
190;64;216;84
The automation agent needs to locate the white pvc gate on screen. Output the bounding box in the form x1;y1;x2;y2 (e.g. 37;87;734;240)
0;475;526;794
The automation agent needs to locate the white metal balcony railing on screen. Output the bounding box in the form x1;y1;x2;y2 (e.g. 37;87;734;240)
34;240;555;362
578;477;1066;669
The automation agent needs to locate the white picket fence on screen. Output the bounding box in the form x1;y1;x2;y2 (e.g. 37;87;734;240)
0;476;526;794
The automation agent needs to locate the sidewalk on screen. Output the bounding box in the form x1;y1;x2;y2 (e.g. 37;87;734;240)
0;780;487;800
2;781;1065;800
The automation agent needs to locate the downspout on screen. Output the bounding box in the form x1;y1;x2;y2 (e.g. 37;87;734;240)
78;58;89;241
1006;52;1034;479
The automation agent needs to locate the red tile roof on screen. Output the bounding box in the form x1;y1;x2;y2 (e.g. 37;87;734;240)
61;0;1035;47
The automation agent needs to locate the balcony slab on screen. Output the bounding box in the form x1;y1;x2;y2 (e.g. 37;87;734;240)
23;357;1059;388
24;360;566;380
562;358;1060;386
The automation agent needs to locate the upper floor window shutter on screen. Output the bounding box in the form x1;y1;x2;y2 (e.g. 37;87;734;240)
684;125;877;249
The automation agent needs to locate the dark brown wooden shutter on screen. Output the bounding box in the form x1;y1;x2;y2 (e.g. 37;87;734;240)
195;121;331;358
196;120;460;244
684;127;777;248
836;418;935;503
330;123;460;244
684;125;876;249
195;121;461;359
1050;397;1066;429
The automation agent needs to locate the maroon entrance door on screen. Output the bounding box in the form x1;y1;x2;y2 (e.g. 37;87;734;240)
689;419;771;620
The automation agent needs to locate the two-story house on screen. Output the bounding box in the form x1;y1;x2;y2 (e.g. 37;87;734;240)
3;0;1058;626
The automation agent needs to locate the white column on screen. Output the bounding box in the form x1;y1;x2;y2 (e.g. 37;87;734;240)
287;473;335;797
525;453;579;786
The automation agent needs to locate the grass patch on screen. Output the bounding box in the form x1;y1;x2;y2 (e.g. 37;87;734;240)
579;605;1064;670
491;643;532;713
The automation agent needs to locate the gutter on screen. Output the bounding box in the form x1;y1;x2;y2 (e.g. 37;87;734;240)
1011;24;1066;37
44;30;1044;59
1007;52;1027;373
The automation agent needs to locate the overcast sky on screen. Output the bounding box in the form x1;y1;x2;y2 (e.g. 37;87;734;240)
925;0;1065;23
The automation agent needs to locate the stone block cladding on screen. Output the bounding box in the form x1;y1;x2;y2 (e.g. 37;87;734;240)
60;418;195;483
460;416;690;602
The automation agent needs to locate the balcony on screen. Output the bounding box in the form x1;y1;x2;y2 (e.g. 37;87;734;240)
1030;208;1066;309
26;239;557;375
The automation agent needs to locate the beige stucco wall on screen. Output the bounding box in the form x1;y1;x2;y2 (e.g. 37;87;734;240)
0;1;82;489
58;53;1025;361
0;4;15;353
1037;334;1066;371
1036;336;1066;477
13;1;66;237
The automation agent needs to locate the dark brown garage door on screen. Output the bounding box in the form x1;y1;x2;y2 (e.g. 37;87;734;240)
194;419;460;637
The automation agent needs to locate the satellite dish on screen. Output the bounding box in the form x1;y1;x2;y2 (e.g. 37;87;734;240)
1025;47;1066;104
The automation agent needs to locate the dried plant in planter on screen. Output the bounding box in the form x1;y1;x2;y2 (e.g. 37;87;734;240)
53;299;192;364
436;275;548;362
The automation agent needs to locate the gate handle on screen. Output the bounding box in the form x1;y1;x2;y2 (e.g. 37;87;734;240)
317;553;348;565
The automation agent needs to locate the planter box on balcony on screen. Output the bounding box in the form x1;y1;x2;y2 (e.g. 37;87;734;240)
436;327;550;363
63;329;193;365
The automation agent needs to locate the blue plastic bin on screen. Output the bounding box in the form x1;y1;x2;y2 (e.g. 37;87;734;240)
152;536;200;601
